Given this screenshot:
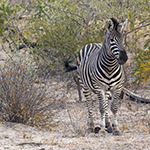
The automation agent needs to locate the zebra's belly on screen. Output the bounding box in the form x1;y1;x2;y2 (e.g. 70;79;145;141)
97;79;122;91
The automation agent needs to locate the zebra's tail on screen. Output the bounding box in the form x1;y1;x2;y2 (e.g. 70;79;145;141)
122;87;150;104
64;60;77;72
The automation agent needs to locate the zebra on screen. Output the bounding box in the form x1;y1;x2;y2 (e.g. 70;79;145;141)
65;18;149;135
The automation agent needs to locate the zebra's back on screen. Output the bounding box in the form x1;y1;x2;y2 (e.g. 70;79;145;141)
77;43;103;90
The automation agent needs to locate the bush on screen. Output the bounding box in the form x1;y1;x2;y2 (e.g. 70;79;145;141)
132;33;150;86
0;0;15;36
0;61;52;127
133;49;150;86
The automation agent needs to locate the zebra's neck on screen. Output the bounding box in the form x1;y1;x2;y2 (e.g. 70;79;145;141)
101;43;118;66
102;40;113;58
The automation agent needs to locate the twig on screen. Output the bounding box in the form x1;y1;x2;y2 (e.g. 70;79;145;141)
6;14;18;50
66;108;77;133
61;10;86;24
1;44;14;61
126;23;150;35
65;14;84;26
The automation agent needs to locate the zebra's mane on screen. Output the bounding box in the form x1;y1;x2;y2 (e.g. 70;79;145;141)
110;18;119;30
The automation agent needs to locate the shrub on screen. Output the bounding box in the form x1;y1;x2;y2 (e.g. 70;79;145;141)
0;61;52;127
0;0;15;36
133;49;150;86
132;33;150;86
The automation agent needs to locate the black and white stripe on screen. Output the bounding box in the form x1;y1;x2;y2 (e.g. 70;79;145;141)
76;18;128;135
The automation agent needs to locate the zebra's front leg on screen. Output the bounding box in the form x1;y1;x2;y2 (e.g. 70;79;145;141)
97;91;108;134
83;89;94;133
105;91;113;133
105;111;113;133
111;92;121;135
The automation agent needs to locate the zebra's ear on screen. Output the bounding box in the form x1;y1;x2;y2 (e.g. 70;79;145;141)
118;19;128;33
105;19;114;32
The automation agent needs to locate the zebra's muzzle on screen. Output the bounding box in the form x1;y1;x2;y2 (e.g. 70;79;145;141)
118;50;128;65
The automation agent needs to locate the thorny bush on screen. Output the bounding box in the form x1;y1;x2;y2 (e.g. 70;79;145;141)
0;61;52;127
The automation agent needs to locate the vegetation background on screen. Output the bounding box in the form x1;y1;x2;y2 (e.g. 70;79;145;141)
0;0;149;149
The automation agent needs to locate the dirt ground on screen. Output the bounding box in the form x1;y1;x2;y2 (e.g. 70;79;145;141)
0;78;150;150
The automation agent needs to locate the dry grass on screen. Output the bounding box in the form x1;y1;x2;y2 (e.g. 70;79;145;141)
0;60;52;127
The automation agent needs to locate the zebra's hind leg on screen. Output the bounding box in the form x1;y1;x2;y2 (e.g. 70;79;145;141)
83;88;94;133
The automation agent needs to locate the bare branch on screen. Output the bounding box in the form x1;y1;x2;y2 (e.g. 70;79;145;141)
126;23;150;35
1;44;14;61
65;14;84;26
62;10;86;24
6;14;18;50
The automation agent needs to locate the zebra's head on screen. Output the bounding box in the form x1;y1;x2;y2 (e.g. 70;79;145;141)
104;18;128;65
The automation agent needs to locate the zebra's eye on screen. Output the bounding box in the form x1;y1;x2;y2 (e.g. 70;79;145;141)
110;39;114;42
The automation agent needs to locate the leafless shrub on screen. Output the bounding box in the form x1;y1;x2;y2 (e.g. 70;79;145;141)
61;101;88;137
0;60;52;127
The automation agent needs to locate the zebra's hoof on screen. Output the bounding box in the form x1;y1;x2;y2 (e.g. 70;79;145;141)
107;126;113;133
94;127;101;134
112;123;114;127
99;128;107;135
87;128;94;134
113;130;120;136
